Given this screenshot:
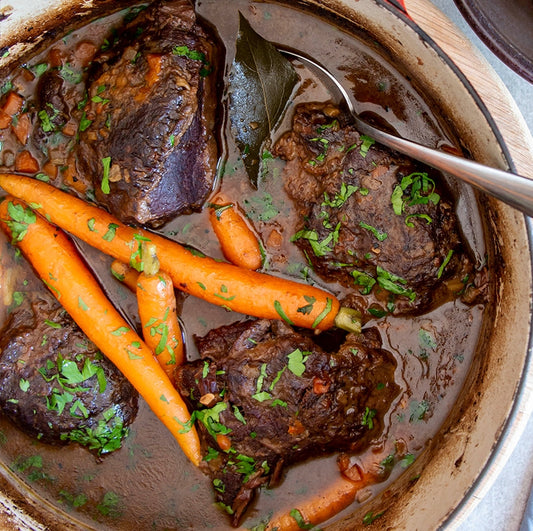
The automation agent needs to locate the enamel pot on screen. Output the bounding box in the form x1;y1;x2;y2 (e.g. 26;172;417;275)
0;0;531;529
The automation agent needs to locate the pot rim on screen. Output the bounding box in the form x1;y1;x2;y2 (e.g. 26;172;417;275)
447;215;533;527
0;1;531;529
381;0;533;525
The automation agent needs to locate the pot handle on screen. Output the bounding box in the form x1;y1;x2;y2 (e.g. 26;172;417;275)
383;0;409;17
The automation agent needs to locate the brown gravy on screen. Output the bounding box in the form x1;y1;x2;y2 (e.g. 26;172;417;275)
0;1;488;529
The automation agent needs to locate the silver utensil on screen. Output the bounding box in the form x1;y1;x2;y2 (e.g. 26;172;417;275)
283;50;533;218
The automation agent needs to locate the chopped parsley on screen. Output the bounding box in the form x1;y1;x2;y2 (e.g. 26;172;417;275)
391;172;440;220
287;348;310;377
359;221;388;241
289;508;315;529
274;300;294;325
362;407;377;429
5;201;36;243
363;510;385;526
311;298;333;328
172;45;211;76
409;399;430;422
58;63;83;84
101;157;112;194
172;45;207;63
297;295;316;315
31;63;49;77
78;111;92;132
376;266;416;301
193;402;231;440
38;103;60;133
351;269;376;295
291;223;341;258
437;249;454;279
103;223;119;242
11;291;24;307
322;182;358;208
252;363;272;402
359;134;375;158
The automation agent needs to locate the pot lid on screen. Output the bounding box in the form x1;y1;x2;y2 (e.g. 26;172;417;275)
453;0;533;83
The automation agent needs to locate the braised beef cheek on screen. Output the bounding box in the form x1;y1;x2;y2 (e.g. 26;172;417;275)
0;294;138;451
273;102;487;317
175;319;399;525
75;0;219;227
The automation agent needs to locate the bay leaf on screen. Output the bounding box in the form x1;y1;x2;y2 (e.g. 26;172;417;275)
229;13;298;186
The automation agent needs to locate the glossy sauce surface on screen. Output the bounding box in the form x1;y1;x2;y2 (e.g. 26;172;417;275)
0;2;488;528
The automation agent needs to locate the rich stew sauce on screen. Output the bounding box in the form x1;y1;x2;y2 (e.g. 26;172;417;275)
0;1;488;529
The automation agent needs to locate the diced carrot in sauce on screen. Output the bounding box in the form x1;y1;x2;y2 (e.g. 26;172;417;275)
42;161;59;180
47;48;63;68
0;111;11;129
61;120;78;137
20;69;35;83
288;420;306;436
135;53;162;103
216;434;232;451
267;228;283;249
1;91;24;117
145;53;162;87
62;156;88;194
15;151;39;174
312;377;330;394
12;113;31;145
74;41;97;67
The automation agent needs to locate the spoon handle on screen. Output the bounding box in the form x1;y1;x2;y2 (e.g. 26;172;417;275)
355;119;533;218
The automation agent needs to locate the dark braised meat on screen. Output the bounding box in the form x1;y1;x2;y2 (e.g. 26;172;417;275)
0;295;138;454
76;0;219;227
273;102;485;317
174;319;399;525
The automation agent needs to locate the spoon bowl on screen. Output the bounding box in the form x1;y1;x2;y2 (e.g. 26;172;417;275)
283;50;533;217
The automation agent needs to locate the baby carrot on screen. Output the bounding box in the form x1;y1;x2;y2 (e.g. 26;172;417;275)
111;259;140;292
0;197;201;466
137;270;185;375
208;194;263;270
266;477;358;530
0;174;341;330
110;260;184;374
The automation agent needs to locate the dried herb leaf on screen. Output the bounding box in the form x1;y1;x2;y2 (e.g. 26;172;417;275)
229;13;298;185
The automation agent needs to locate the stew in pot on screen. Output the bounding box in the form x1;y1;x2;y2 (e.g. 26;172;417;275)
0;1;490;529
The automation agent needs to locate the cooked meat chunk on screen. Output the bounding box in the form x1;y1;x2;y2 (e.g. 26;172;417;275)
174;319;399;525
76;0;219;227
36;71;70;134
0;294;138;453
273;102;484;316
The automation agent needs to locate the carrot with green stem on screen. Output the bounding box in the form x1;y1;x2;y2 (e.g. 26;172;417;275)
0;197;201;466
266;477;359;530
111;257;185;375
0;173;360;332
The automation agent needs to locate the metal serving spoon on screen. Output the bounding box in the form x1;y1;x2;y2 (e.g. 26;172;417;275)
283;50;533;218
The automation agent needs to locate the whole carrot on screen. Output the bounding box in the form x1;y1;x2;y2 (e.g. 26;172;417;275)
137;270;185;375
0;197;201;466
0;174;346;331
110;260;184;374
208;194;263;270
266;477;358;530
